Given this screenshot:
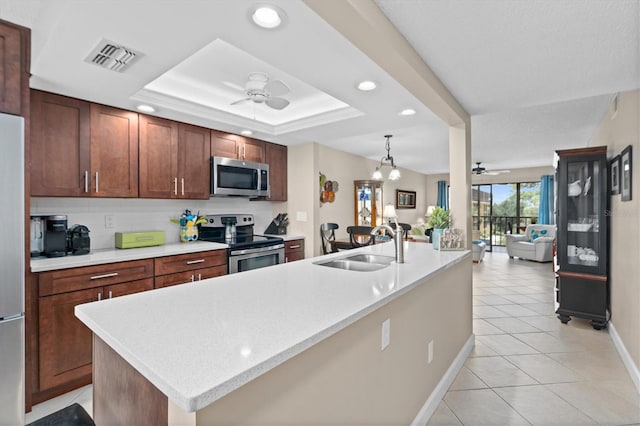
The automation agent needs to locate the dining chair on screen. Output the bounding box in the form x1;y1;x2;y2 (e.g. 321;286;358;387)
320;223;340;255
346;225;375;248
390;222;412;240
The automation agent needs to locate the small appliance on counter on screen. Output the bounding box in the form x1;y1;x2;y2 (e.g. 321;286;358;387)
30;215;46;257
43;215;68;258
264;213;289;235
67;224;91;255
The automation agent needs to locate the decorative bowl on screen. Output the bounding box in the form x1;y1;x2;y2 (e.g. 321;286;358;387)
568;223;593;232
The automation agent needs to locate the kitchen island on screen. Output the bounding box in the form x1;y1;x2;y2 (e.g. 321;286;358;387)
75;241;473;425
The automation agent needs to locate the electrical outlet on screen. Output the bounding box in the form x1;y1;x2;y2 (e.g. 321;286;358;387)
105;214;115;229
296;211;307;222
381;319;390;350
428;340;434;364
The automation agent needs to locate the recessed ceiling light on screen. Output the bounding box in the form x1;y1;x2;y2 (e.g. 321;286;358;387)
357;81;377;91
399;108;416;116
241;130;253;136
136;104;155;113
251;5;282;29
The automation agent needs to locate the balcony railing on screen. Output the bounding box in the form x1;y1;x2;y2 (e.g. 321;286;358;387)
473;215;537;250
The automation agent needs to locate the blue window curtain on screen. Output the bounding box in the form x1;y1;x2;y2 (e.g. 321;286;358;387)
437;180;449;210
538;175;554;224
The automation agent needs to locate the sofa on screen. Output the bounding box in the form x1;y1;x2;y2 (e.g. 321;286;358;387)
506;224;556;262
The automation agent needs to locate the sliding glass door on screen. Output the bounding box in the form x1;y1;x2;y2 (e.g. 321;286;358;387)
472;182;541;251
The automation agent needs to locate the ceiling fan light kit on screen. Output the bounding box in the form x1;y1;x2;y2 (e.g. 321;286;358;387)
472;162;510;176
373;134;401;181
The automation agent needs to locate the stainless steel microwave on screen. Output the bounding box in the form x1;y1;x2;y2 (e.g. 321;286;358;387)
211;156;270;198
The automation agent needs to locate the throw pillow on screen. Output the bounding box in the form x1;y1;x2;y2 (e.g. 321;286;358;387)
528;227;548;242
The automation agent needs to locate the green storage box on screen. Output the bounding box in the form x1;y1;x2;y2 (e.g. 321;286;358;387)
115;231;165;249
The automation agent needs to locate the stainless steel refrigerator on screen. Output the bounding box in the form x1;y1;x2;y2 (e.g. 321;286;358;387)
0;112;25;425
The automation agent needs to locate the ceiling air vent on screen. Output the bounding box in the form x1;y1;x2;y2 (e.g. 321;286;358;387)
84;39;143;72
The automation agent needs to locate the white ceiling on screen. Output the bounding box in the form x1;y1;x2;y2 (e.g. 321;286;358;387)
1;0;638;175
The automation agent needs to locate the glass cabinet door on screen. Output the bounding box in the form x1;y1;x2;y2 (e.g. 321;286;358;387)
354;180;382;227
557;154;607;275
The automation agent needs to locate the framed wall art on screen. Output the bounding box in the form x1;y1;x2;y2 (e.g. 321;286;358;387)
396;189;416;209
621;145;632;201
610;155;620;195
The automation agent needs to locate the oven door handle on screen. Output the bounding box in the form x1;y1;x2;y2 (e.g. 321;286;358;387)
229;243;285;256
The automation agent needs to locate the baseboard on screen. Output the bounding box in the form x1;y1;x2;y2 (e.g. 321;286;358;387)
609;321;640;394
411;334;475;426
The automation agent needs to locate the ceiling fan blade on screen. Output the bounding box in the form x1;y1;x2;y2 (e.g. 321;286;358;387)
266;97;289;110
484;170;511;176
230;97;251;106
265;80;290;97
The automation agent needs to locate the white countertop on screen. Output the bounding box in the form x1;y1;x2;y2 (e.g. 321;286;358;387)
264;234;305;241
31;241;228;272
75;242;470;412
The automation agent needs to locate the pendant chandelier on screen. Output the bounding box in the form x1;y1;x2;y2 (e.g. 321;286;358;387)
372;134;401;181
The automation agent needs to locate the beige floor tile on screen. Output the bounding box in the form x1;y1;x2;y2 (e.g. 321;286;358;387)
474;295;514;305
519;315;566;332
464;356;538;387
486;317;542;334
476;334;539;355
472;297;487;306
482;287;519;296
501;294;540;304
504;353;583;383
519;302;556;315
548;350;631;381
598;378;640;406
546;382;640;425
508;286;547;295
494;304;540;317
443;389;529;425
494;385;597;425
472;287;497;296
473;319;505;336
526;293;554;303
449;366;489;390
24;384;91;423
513;331;588;353
427;401;462;425
473;306;512;319
468;340;499;357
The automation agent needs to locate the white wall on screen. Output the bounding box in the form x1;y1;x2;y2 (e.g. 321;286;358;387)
31;197;275;250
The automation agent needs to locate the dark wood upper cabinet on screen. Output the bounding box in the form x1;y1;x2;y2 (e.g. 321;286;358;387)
211;131;265;163
265;142;287;201
0;19;29;115
178;123;211;199
138;115;178;198
31;91;91;196
139;117;210;199
89;104;139;197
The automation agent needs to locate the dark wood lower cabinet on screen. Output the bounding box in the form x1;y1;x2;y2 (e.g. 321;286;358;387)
38;287;101;391
556;273;608;329
284;239;305;263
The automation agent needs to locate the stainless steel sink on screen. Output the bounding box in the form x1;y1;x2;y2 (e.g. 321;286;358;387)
314;253;394;272
342;254;395;265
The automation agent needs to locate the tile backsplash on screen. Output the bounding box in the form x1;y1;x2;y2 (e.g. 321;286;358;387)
31;197;275;250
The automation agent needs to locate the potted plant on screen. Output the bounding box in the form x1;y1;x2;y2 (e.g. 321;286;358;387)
427;206;450;250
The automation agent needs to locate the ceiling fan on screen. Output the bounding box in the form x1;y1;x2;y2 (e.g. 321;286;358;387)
230;72;290;110
472;162;510;176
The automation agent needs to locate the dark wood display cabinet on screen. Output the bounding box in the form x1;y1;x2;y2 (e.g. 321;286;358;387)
555;146;609;329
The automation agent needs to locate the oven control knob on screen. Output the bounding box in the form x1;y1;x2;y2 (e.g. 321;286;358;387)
209;218;214;223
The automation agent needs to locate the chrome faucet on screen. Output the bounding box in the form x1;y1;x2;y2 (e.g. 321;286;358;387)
370;222;404;263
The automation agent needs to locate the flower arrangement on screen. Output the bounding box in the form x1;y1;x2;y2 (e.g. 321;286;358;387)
427;206;450;229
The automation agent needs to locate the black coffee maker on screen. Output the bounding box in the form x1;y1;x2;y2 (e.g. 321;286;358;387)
67;224;91;255
44;215;68;258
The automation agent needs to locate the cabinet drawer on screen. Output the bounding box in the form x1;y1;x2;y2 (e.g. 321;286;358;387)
39;259;154;296
155;265;227;289
284;239;304;263
105;278;154;299
154;250;226;276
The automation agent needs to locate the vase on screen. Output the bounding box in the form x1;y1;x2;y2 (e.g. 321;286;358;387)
432;228;444;250
180;225;199;242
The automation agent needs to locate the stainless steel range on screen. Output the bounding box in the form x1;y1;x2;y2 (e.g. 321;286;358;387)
199;214;285;274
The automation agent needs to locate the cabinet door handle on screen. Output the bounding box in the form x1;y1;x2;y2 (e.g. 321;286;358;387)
84;171;89;193
97;292;102;301
181;178;185;196
285;257;289;263
198;273;202;281
243;145;246;159
90;272;119;280
289;245;301;249
186;259;205;265
174;178;178;195
95;172;99;193
108;291;113;299
191;274;195;282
